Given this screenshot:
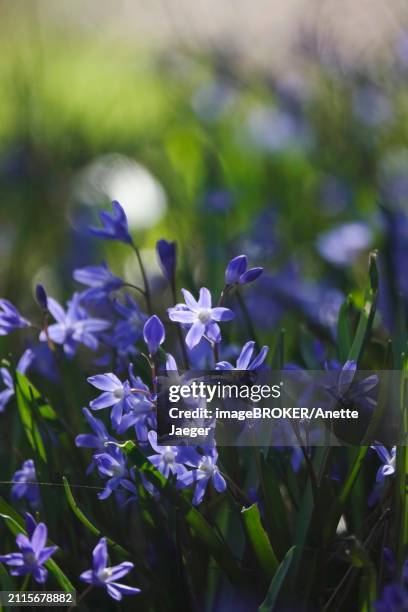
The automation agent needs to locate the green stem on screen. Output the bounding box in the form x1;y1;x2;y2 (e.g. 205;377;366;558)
20;573;30;592
132;244;152;314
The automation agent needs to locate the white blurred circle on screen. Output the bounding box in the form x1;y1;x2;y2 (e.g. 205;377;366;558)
73;153;167;229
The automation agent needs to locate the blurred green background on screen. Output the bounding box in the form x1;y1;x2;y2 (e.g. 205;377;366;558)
1;0;408;346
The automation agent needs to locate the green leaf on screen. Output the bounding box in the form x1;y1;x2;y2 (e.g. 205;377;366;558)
0;498;74;592
62;477;131;559
337;297;352;363
396;363;408;568
348;251;378;363
241;503;278;582
258;546;296;612
258;453;290;558
323;446;369;545
14;372;48;462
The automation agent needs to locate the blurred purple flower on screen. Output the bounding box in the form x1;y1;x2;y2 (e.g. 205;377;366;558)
168;288;234;349
0;521;57;584
316;222;372;266
0;368;14;413
89;200;132;244
352;86;392;128
216;341;269;371
35;284;48;310
225;255;263;286
39;294;110;358
156;239;176;283
80;538;140;601
143;315;165;355
11;459;40;508
371;445;396;483
0;299;30;335
0;349;34;413
376;584;408;612
74;263;124;302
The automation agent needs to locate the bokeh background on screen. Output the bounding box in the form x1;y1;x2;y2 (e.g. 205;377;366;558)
1;0;408;358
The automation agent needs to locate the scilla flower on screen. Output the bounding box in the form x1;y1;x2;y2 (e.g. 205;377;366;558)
216;341;269;371
0;299;31;335
225;255;263;286
168;288;234;349
89;200;132;244
156;239;176;283
143;315;165;355
0;519;57;584
178;447;226;505
80;538;140;601
39;294;110;358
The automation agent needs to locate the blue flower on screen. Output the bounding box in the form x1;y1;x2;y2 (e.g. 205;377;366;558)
0;299;30;335
0;368;14;413
143;315;165;355
87;372;135;430
94;447;137;501
147;431;188;479
0;350;34;413
216;340;269;370
73;263;124;302
11;459;40;508
0;520;57;584
168;288;234;349
375;584;408;611
225;255;263;286
371;445;396;483
39;294;110;358
178;447;226;505
89;200;132;244
324;360;378;414
35;284;48;310
80;538;140;601
75;408;117;474
156;239;176;282
316;222;372;267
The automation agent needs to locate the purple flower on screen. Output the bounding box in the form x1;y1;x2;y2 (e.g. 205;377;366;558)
76;408;117;474
73;263;124;302
35;284;48;310
324;360;378;414
0;521;57;584
11;459;40;508
94;448;137;501
375;584;408;612
225;255;263;286
80;538;140;601
89;200;132;244
168;288;234;350
0;350;33;413
371;445;396;483
156;239;176;282
39;294;110;358
0;299;30;335
178;447;226;505
143;315;165;355
216;341;269;371
316;222;372;267
0;368;14;413
87;373;135;430
147;431;188;479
